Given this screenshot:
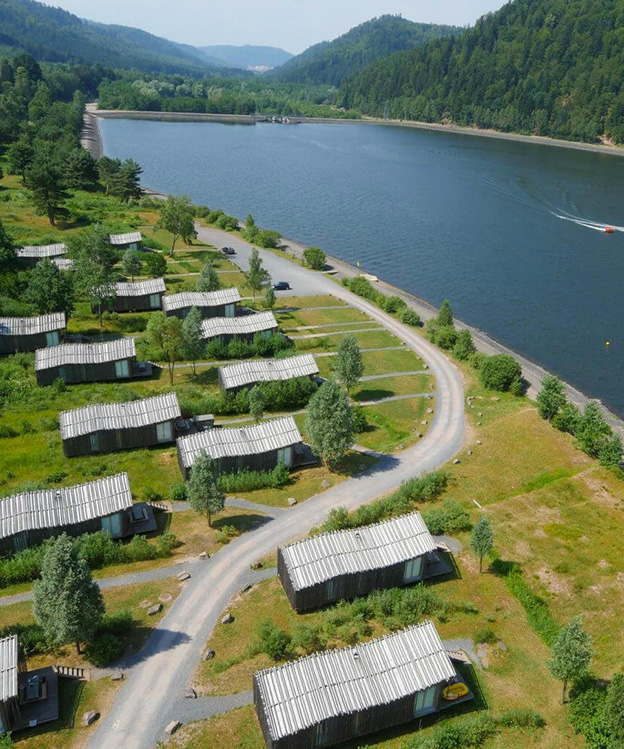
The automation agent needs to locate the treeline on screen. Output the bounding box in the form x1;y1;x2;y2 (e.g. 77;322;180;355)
98;75;361;118
273;15;459;88
340;0;624;144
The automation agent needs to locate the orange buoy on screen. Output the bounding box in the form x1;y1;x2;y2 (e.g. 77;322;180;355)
605;226;615;234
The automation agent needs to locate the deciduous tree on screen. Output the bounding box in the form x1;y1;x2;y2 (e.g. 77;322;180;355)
147;312;184;384
33;534;104;654
187;452;225;526
334;334;364;392
548;615;594;703
303;246;326;270
157;195;196;255
182;306;203;376
25;258;74;318
264;286;276;310
604;673;624;744
576;402;611;458
122;248;142;281
249;385;265;423
244;248;271;301
71;225;117;327
470;516;493;572
305;379;354;469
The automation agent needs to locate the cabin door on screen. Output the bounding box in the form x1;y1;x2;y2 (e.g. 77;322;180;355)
89;433;100;453
102;513;122;539
224;304;235;318
277;447;292;468
413;685;437;717
403;557;423;584
156;421;173;443
45;332;59;347
149;294;161;309
115;360;130;379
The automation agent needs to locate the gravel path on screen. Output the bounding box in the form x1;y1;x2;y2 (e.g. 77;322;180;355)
87;226;465;749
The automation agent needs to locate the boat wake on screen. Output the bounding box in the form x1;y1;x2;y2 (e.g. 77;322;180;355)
552;211;624;233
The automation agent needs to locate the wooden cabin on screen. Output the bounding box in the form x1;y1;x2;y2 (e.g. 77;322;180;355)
200;311;278;343
253;621;472;749
16;243;67;268
162;289;241;320
60;392;181;458
52;257;74;271
0;635;59;732
109;231;142;251
0;473;157;555
278;512;450;612
35;338;149;386
111;278;166;313
218;353;319;393
0;314;65;355
176;415;303;480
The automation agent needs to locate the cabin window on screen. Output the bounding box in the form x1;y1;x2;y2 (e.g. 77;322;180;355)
89;433;99;453
277;447;292;468
45;331;59;347
224;304;235;318
130;242;138;251
0;712;5;733
102;513;122;539
58;366;67;382
156;421;173;443
115;360;130;379
149;294;161;309
314;721;329;747
403;556;423;583
326;579;337;601
413;685;437;717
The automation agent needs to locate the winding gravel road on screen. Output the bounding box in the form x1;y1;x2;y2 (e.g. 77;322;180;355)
87;226;465;749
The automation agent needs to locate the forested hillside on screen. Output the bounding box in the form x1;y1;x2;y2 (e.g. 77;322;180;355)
273;15;459;87
0;0;225;74
340;0;624;144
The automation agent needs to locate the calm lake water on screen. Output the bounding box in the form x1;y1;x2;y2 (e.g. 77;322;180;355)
100;118;624;416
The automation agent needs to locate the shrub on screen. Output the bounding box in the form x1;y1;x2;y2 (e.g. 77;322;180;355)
569;681;608;741
399;307;421;326
84;632;123;667
0;623;47;656
435;325;458;350
422;499;471;535
144;251;167;277
171;482;187;501
383;295;406;314
453;330;476;360
497;709;545;728
291;623;325;654
552;402;581;434
214;525;239;544
218;463;290;493
405;713;498;748
257;619;292;661
39;415;59;432
351;404;368;433
0;425;18;438
474;627;498;644
256;229;280;248
479;355;522;392
143;487;162;502
303;246;326;270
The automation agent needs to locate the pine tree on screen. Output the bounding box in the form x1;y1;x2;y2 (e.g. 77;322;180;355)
576;402;611;458
24;141;69;226
437;299;454;327
537;376;566;421
122;248;142;282
182;306;204;376
187;452;225;526
305;380;355;468
196;259;220;292
470;516;493;573
334;334;364;393
452;329;476;361
33;534;104;654
244;248;271;302
249;386;265;423
548;615;594;703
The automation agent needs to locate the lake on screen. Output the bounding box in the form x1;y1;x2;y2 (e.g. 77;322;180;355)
99;118;624;417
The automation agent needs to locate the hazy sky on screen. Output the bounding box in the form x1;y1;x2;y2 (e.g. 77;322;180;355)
52;1;506;54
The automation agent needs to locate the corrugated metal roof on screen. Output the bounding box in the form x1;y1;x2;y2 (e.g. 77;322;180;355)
281;512;437;591
109;231;142;245
35;339;136;371
115;278;166;297
0;635;18;702
0;313;65;337
52;257;74;271
200;311;278;340
0;473;133;540
255;621;456;741
219;354;318;390
60;392;181;440
177;416;301;468
17;243;67;258
162;288;241;313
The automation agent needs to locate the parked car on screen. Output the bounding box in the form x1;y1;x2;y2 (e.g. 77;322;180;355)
222;246;236;255
273;281;291;291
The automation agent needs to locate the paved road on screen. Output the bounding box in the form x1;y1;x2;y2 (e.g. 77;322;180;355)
88;226;465;749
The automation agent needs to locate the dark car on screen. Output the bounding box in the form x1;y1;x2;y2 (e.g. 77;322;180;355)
222;246;236;255
273;281;291;291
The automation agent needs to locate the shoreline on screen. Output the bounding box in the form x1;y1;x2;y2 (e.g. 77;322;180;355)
84;108;624;432
92;104;624;158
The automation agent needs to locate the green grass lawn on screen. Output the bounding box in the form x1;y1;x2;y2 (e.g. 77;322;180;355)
294;328;398;355
356;397;432;453
315;346;423;379
351;374;433;402
274;295;345;310
276;306;370;328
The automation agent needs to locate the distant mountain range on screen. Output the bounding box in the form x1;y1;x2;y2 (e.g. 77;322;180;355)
197;45;293;70
272;15;460;87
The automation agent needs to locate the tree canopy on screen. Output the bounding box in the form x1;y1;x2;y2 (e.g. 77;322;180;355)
157;194;196;255
187;452;225;526
305;379;355;468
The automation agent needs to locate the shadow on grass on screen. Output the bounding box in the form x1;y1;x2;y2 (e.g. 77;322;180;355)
353;388;395;402
192;367;219;386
